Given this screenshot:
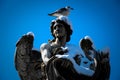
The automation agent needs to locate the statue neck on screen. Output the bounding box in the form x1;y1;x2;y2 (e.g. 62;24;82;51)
54;36;67;47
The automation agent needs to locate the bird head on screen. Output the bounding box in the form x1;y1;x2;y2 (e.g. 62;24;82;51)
66;6;74;10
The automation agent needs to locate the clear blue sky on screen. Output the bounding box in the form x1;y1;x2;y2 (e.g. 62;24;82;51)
0;0;120;80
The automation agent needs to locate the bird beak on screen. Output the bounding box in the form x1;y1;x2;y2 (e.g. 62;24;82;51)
70;8;74;10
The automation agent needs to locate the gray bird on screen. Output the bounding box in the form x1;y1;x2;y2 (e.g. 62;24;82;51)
48;6;73;17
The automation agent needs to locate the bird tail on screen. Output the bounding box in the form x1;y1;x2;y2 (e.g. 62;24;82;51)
48;13;53;16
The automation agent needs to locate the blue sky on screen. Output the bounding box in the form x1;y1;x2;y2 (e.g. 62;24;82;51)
0;0;120;80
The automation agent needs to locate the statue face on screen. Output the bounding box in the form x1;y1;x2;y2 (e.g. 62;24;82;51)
53;24;66;38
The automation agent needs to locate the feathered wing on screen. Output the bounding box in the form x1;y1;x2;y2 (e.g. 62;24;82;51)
14;33;42;80
48;7;67;17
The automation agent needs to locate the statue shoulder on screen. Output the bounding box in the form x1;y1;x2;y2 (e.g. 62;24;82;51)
66;44;82;52
40;43;51;50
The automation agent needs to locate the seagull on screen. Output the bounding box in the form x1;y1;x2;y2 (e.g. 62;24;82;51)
48;6;73;17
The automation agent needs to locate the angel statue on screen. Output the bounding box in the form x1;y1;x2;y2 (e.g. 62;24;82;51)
14;16;110;80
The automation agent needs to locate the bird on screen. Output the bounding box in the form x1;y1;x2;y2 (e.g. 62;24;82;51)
48;6;73;17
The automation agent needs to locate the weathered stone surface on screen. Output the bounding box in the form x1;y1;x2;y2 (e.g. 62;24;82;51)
15;33;110;80
15;33;42;80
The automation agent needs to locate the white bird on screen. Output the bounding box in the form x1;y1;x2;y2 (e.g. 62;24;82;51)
48;6;73;17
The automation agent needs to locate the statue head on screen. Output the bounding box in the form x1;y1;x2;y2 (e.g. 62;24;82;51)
80;36;93;50
50;19;73;42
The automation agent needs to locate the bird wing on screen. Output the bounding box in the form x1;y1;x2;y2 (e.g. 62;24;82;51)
48;7;67;16
14;33;43;80
55;7;67;13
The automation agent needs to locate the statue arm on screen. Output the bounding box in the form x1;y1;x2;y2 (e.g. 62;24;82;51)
84;52;93;61
40;43;51;65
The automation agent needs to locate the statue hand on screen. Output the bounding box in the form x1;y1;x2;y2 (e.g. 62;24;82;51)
53;47;68;55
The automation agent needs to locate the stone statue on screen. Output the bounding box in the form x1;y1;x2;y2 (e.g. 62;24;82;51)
14;16;110;80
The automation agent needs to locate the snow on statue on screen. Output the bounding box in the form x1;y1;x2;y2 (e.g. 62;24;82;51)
14;7;110;80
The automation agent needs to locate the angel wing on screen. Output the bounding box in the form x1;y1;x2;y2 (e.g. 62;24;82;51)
14;32;43;80
14;32;110;80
